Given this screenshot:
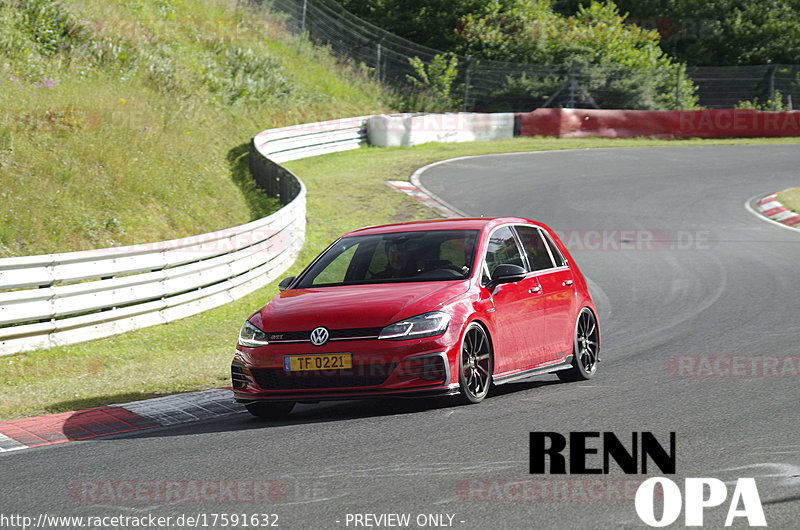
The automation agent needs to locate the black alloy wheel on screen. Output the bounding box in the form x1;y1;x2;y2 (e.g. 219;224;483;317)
458;322;493;404
557;307;599;382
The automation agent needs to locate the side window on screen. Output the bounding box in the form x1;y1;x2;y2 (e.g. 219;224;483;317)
541;229;567;268
484;226;525;279
515;225;555;271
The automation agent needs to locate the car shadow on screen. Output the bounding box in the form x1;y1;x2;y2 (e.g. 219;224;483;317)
52;377;565;444
488;377;562;398
111;397;464;440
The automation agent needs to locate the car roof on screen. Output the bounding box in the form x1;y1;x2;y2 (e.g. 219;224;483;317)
342;217;543;237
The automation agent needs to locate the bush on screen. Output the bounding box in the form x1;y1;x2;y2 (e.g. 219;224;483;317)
457;0;698;109
403;53;462;111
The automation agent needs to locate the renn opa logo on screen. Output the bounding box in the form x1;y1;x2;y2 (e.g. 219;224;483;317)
529;432;766;527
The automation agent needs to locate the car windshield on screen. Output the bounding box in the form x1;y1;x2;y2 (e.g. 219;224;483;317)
295;230;480;288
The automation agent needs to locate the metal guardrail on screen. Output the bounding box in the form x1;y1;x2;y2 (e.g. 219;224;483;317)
0;116;370;356
250;116;369;203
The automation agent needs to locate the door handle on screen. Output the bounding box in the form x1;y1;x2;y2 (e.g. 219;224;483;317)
562;280;573;287
529;286;542;294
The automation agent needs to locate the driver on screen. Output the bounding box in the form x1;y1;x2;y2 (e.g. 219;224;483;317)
374;240;418;279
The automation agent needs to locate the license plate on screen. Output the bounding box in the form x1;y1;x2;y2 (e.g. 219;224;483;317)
284;353;352;372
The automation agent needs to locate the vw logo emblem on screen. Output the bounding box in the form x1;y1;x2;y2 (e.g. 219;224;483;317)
310;326;329;346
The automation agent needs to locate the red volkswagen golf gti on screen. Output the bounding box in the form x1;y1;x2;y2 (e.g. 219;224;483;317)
232;217;599;418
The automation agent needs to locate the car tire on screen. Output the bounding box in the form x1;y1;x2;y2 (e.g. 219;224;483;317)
557;307;599;382
245;401;295;419
458;322;493;404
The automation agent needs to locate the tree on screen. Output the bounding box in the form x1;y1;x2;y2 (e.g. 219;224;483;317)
334;0;487;51
553;0;800;66
457;1;697;109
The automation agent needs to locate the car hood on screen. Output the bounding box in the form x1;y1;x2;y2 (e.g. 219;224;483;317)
259;281;470;331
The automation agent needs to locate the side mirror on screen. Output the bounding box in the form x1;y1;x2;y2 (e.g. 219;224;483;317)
489;264;527;288
278;276;296;292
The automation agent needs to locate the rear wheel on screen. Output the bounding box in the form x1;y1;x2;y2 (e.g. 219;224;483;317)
245;401;295;419
557;308;599;382
458;323;493;404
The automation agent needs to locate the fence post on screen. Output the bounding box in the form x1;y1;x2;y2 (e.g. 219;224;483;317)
769;65;777;110
299;0;308;49
376;42;382;82
567;62;577;108
463;57;472;112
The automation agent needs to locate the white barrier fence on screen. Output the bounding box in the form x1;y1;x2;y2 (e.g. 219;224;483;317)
367;113;515;147
0;112;511;356
0;198;305;356
0;116;372;356
252;115;371;163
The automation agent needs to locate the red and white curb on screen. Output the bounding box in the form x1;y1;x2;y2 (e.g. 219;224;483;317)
753;192;800;229
387;181;466;218
0;389;242;453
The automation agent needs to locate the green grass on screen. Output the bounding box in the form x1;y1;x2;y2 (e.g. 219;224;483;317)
0;0;391;256
776;186;800;214
2;135;800;420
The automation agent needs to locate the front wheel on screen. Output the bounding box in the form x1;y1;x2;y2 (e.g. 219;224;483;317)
557;308;599;382
245;401;295;419
458;322;493;404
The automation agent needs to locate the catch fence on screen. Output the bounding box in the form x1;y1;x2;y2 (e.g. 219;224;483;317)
266;0;799;111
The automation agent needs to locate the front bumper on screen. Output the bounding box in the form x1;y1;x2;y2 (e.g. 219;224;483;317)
233;384;460;404
231;349;456;403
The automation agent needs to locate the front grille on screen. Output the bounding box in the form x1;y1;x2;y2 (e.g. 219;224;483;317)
251;363;397;390
332;327;383;340
265;327;382;343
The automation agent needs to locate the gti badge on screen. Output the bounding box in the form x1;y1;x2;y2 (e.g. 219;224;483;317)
310;326;330;346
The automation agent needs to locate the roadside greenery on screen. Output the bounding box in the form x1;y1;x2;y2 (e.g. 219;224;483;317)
333;0;485;51
776;187;800;215
343;0;698;111
2;136;800;420
339;0;800;68
460;1;698;110
553;0;800;67
0;0;391;257
405;53;462;112
735;90;792;112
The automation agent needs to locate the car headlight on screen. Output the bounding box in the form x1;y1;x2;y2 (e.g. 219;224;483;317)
378;312;451;341
238;320;270;348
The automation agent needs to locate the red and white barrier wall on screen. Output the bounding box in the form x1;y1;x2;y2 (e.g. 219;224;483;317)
517;108;800;139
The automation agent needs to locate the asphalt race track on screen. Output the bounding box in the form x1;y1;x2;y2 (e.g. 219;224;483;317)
2;145;799;529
